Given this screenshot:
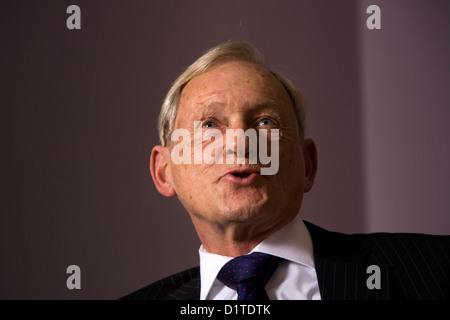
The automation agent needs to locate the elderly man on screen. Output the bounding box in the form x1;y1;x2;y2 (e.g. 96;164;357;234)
123;40;449;300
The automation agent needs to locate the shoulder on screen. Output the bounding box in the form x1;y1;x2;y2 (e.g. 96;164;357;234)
304;220;450;299
304;220;450;262
357;230;450;267
120;266;200;300
363;231;450;299
363;230;450;252
363;232;449;274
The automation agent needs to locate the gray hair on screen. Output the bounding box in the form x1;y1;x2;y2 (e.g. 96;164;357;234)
158;40;307;146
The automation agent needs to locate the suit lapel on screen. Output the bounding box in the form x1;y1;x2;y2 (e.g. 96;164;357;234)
304;221;391;300
165;275;201;300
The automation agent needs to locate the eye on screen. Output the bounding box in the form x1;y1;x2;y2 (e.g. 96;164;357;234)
259;118;274;126
202;121;217;128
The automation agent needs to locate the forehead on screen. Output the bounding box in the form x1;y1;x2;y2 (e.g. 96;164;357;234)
178;61;292;112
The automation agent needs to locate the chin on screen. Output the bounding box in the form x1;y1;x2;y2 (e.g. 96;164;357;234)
218;199;270;222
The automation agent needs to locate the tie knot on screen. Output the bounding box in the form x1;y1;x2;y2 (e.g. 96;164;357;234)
217;252;285;300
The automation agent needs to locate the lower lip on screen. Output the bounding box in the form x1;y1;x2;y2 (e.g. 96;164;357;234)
222;172;261;185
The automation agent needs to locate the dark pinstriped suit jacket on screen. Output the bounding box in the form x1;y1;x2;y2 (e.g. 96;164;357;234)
122;221;450;300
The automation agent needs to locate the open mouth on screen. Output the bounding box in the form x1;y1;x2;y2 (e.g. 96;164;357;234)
231;172;253;178
222;168;261;185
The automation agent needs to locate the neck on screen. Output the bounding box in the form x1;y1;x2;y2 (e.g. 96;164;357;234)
191;213;295;257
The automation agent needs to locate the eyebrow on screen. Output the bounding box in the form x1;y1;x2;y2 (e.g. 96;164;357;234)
194;99;281;115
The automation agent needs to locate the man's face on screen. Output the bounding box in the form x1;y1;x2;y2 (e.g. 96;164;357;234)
164;61;312;232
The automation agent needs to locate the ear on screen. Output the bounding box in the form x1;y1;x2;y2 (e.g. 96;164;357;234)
302;138;318;193
150;145;176;197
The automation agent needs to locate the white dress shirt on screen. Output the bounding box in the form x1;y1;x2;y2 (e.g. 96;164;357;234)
199;216;322;300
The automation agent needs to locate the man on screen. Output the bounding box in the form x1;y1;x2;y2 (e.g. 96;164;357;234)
122;40;449;300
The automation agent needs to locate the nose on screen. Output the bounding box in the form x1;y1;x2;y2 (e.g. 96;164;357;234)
224;121;257;164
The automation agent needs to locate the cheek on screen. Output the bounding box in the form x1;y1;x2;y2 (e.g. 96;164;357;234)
170;163;213;194
278;134;305;178
170;164;192;193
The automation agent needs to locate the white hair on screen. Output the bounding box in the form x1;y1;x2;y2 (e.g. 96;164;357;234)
158;40;307;146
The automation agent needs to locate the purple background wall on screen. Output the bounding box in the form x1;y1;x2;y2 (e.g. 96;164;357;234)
359;0;450;233
1;0;448;299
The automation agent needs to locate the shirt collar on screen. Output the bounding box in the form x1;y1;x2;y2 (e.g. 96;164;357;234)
198;216;315;300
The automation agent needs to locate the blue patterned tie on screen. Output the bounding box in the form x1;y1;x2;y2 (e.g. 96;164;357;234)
217;252;285;300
